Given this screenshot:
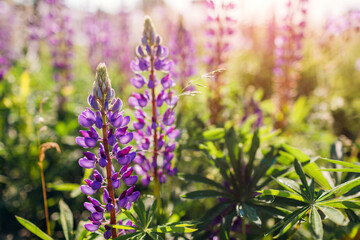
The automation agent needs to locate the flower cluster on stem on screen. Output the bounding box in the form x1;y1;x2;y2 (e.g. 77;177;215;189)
272;0;308;128
170;16;197;91
42;0;74;118
205;0;236;125
128;17;178;191
77;63;139;239
0;1;15;80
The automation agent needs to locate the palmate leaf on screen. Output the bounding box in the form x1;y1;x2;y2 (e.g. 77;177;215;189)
258;189;305;202
251;148;276;189
225;127;242;181
133;199;146;228
317;199;360;209
310;206;323;240
317;176;360;201
15;216;54;240
181;190;231;200
273;177;301;195
320;168;360;173
294;159;311;200
59;199;74;240
245;129;260;177
282;145;331;190
177;173;225;190
317;205;348;226
263;206;308;238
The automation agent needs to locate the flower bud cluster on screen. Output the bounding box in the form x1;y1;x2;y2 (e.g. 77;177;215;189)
129;17;178;186
77;63;139;239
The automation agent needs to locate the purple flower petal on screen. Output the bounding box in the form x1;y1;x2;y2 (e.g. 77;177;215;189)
84;223;100;232
84;202;96;212
119;132;133;144
79;157;95;169
85;137;97;148
76;137;87;148
128;191;140;202
81;185;96;195
91;212;103;221
123;175;138;186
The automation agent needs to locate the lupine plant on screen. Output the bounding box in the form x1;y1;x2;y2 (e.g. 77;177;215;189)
42;0;74;119
273;0;309;128
128;17;178;205
170;16;197;91
181;125;281;239
0;1;14;80
76;63;140;239
204;0;236;125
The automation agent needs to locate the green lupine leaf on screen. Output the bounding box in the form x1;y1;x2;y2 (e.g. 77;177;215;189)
150;224;197;233
246;129;260;176
310;206;323;240
274;207;308;238
317;177;360;201
264;206;308;238
113;232;143;240
199;202;233;230
258;189;305;202
59;199;74;240
133;200;146;227
15;216;54;240
320;168;360;173
283;145;331;190
110;225;138;230
146;199;157;228
123;210;142;229
48;183;80;191
317;199;360;209
317;205;347;226
243;204;262;227
225;127;242;181
252;149;276;188
203;128;225;140
177;173;225;190
181;190;230;199
74;221;87;240
320;158;360;169
294;159;311;199
274;177;301;194
148;232;164;240
218;226;230;240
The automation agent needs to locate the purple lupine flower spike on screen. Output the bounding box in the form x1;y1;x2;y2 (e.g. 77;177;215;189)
273;0;308;128
205;0;237;125
42;0;74;117
170;16;197;91
129;17;178;188
77;63;139;239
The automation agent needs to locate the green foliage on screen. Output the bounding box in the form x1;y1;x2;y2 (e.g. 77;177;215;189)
15;216;54;240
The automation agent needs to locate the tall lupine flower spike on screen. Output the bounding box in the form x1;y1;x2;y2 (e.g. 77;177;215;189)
205;0;236;124
77;63;139;239
42;0;73;119
170;15;197;91
0;1;15;80
273;0;309;128
129;17;178;193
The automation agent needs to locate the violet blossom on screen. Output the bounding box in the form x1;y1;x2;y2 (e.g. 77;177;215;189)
204;0;236;124
272;0;308;127
77;63;139;239
42;0;74;118
170;16;197;91
0;1;14;80
129;17;178;187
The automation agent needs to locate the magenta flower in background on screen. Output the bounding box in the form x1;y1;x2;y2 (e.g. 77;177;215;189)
170;16;197;91
204;0;236;125
85;12;112;72
129;17;178;188
272;0;309;127
77;63;139;239
0;1;15;80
